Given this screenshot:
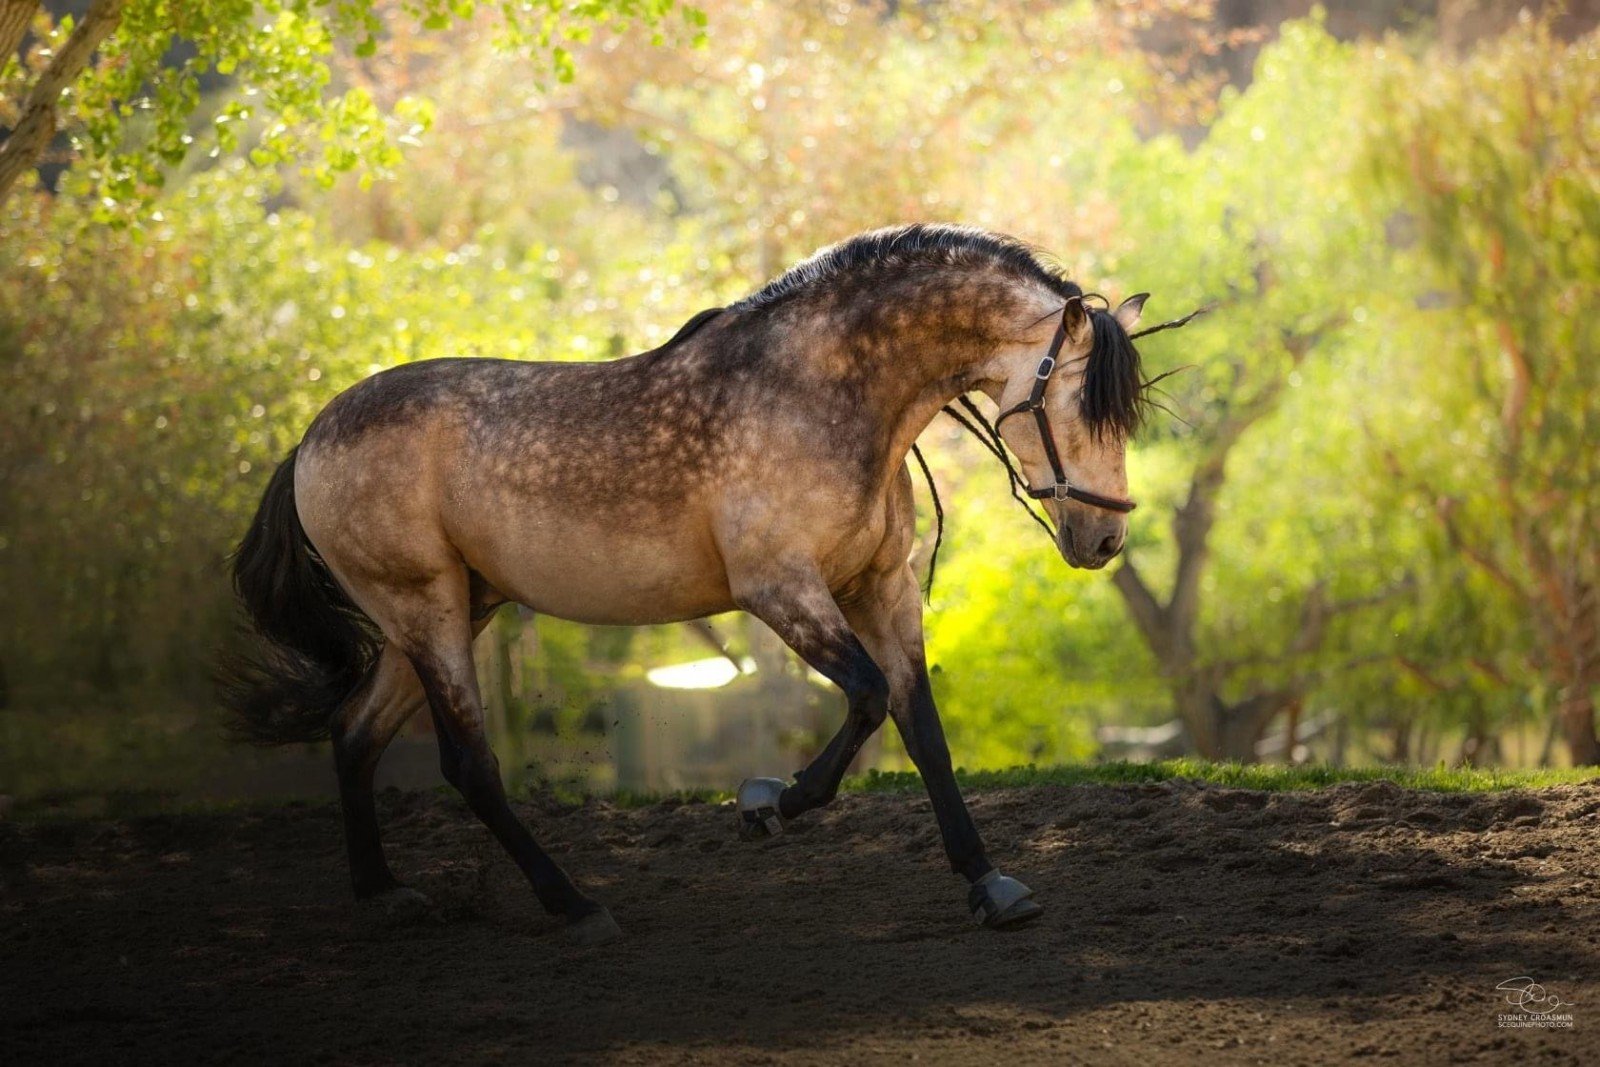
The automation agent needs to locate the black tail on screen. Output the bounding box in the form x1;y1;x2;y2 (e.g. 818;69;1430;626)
219;447;380;745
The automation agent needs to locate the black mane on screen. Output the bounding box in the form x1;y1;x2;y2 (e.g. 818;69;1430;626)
734;223;1082;311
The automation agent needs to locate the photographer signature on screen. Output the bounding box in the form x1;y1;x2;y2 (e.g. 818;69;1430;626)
1497;977;1573;1015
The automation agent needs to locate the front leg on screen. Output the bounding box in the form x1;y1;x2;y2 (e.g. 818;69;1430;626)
867;565;1041;927
731;565;891;831
738;560;1040;929
890;656;1040;927
830;565;993;884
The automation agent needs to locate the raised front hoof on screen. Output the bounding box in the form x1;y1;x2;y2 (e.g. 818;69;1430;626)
969;871;1043;931
736;777;788;840
566;907;623;947
357;886;435;926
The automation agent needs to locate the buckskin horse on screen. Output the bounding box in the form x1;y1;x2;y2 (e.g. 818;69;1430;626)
224;224;1158;944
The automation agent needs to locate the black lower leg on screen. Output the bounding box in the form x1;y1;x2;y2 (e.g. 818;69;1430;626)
453;743;597;916
778;633;888;820
429;706;465;788
333;736;400;898
895;667;992;883
414;658;596;919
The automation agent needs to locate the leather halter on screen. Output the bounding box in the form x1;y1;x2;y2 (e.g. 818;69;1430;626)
992;308;1138;514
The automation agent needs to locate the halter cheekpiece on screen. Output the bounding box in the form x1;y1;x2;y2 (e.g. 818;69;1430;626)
991;304;1139;514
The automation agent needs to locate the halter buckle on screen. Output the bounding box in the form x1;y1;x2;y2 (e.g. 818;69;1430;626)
1034;355;1056;380
1052;481;1071;502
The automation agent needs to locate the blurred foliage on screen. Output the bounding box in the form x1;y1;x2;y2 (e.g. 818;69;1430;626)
0;151;700;701
1357;18;1600;761
1;4;1597;798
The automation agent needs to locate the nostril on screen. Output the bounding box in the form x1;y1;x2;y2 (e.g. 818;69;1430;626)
1098;534;1124;559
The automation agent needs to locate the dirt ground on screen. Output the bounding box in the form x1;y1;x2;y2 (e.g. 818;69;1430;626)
3;778;1598;1065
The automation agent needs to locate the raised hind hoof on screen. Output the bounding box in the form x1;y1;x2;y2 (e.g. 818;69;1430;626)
736;777;788;840
969;871;1044;930
359;886;435;926
566;907;622;946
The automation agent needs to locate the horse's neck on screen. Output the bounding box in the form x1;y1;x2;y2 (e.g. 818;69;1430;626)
833;289;1046;489
878;371;978;459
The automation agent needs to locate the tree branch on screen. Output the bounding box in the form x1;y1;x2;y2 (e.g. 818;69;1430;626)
0;1;39;70
0;0;125;204
1166;313;1344;640
1231;689;1298;744
1434;495;1532;600
1290;576;1416;656
1376;444;1536;606
1395;654;1454;693
1111;558;1173;664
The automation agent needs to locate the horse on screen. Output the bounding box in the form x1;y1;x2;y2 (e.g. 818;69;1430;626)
223;223;1153;944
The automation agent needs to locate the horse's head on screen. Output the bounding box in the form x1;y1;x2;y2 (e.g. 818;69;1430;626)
991;292;1147;570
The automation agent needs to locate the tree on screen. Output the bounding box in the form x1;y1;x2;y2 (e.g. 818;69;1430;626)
0;0;689;209
1098;21;1409;761
1363;21;1600;764
534;9;1450;765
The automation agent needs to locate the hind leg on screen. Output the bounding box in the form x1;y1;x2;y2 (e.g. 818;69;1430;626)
333;607;503;901
382;571;615;943
331;643;428;899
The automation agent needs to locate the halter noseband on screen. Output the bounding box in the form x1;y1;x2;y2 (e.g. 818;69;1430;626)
991;306;1138;515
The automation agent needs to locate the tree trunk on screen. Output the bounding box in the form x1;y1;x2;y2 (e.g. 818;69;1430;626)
1537;711;1559;765
1213;707;1264;762
1390;718;1412;763
1175;690;1219;758
1458;707;1499;766
1283;697;1301;764
1176;689;1282;762
1559;686;1599;766
1555;595;1600;765
0;0;125;203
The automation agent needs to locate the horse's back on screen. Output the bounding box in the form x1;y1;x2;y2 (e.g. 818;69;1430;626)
301;357;565;451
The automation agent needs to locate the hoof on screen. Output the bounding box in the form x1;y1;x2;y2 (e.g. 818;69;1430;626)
566;907;622;946
359;886;434;926
968;871;1043;930
737;777;788;840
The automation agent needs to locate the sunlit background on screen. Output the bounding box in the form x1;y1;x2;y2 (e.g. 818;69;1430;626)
1;0;1596;815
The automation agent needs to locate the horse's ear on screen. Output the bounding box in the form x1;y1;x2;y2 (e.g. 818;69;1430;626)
1114;293;1150;332
1063;295;1090;341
